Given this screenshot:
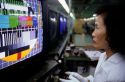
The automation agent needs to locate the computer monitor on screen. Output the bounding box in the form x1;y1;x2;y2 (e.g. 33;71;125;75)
0;0;43;70
59;15;67;38
46;9;60;51
63;17;67;34
48;9;59;42
59;16;64;36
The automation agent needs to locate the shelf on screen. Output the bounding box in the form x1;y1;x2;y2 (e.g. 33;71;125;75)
64;56;91;61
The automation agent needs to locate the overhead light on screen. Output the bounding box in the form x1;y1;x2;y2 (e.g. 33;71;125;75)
70;13;75;19
58;0;70;13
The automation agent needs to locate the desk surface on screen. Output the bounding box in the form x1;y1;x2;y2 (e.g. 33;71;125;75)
27;59;58;81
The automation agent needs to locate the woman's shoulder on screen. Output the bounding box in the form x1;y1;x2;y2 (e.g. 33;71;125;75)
107;53;125;81
108;63;125;81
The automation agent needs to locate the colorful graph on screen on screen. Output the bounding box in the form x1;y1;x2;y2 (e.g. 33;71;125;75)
0;0;43;70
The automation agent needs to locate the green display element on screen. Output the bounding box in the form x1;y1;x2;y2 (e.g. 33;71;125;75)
17;10;21;14
5;0;24;6
10;0;13;4
8;9;14;15
9;15;18;28
21;1;23;6
12;0;14;4
5;0;9;4
13;0;16;5
3;9;8;15
0;9;2;15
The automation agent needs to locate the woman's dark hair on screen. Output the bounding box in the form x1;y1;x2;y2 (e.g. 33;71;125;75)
95;4;125;55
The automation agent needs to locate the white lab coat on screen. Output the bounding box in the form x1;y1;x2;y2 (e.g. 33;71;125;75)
87;52;125;82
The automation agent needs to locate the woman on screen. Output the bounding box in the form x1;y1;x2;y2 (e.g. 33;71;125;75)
60;4;125;82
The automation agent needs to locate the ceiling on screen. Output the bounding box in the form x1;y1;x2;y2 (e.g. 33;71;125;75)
71;0;100;18
47;0;124;18
71;0;123;18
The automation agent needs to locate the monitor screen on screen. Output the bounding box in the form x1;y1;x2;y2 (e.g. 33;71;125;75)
59;16;67;36
0;0;43;70
63;17;67;34
59;16;64;35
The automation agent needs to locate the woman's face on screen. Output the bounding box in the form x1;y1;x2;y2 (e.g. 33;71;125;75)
92;15;108;50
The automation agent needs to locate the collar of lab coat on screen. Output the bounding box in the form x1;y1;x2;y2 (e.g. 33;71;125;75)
106;53;124;64
101;53;124;74
95;53;124;75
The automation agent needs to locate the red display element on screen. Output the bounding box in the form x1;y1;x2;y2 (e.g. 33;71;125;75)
17;52;22;60
26;16;33;27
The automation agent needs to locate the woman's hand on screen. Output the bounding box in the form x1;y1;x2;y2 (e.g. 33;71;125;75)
59;72;88;82
60;74;80;82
